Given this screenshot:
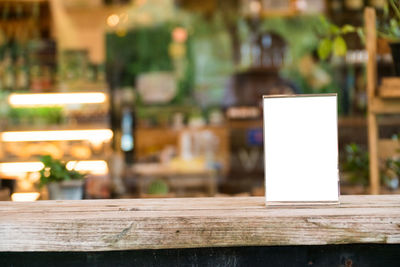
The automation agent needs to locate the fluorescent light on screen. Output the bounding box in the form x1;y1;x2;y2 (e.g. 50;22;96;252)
1;129;113;143
0;162;44;173
0;160;108;176
8;92;106;106
11;192;40;202
66;160;108;175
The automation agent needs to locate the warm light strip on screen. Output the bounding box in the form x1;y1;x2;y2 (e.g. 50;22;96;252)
11;192;40;202
8;92;106;106
0;160;109;176
0;162;44;173
66;160;108;175
1;129;113;142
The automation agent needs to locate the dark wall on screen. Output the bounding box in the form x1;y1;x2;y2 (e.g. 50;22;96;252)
2;244;400;267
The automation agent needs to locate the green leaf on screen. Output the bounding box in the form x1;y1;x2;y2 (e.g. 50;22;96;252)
148;179;169;195
389;0;400;21
317;15;330;35
37;155;85;187
333;36;347;56
389;18;400;38
329;24;340;35
317;38;332;60
318;15;329;28
357;27;365;43
384;1;389;17
341;25;355;34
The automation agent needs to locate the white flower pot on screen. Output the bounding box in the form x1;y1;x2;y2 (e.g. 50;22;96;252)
47;180;84;200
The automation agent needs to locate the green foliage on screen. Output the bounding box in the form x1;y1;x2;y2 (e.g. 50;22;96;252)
9;107;63;125
378;0;400;41
106;25;173;85
260;16;322;62
0;91;9;118
383;157;400;187
190;13;234;107
381;133;400;189
341;25;356;34
175;36;195;104
342;143;370;186
316;16;361;60
136;105;200;126
147;179;169;195
106;23;195;104
333;36;347;56
317;38;332;60
317;0;400;60
38;155;85;188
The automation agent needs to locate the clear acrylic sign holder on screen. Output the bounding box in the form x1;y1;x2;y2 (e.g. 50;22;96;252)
263;94;339;206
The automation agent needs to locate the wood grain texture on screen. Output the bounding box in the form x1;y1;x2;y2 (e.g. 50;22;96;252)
1;195;400;252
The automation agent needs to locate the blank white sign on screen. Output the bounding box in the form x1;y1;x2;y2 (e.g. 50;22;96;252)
263;94;339;204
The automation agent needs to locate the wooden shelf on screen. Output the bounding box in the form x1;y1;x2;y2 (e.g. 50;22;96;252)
135;126;230;175
369;98;400;114
379;78;400;98
365;8;400;194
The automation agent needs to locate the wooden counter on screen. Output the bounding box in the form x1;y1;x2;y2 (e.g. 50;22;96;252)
1;195;400;252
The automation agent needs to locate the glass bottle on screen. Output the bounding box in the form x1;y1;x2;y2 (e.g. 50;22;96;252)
15;55;29;91
3;51;14;91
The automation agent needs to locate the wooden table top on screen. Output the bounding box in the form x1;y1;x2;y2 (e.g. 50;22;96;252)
1;195;400;252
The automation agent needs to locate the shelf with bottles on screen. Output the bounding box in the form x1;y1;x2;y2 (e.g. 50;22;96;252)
0;23;106;94
326;21;395;116
235;25;288;73
0;89;113;199
0;0;56;93
332;46;396;116
328;0;387;23
128;104;229;173
0;0;51;40
58;49;107;91
0;39;56;93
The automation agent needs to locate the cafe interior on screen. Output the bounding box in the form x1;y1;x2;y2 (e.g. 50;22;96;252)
0;0;400;202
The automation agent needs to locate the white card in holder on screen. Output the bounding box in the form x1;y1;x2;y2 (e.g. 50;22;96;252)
263;94;339;205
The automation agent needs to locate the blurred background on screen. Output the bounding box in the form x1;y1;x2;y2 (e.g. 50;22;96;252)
0;0;399;201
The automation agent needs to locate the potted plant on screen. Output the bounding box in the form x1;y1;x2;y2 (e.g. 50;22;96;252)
382;157;400;190
317;0;400;75
38;155;86;200
379;0;400;75
381;133;400;190
341;143;370;193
